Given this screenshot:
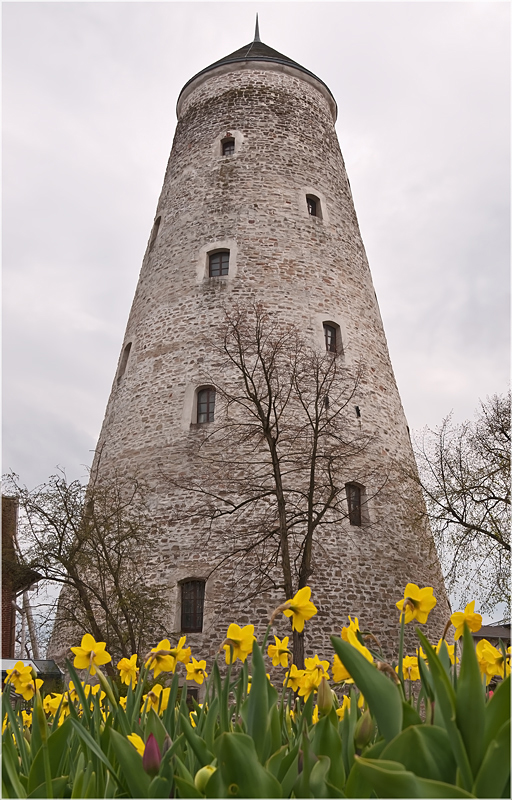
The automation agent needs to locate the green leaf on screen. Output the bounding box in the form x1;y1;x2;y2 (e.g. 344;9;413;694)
246;641;269;763
402;700;422;729
108;728;151;798
416;630;473;792
309;754;331;798
202;696;219;753
68;718;117;778
456;625;486;778
331;636;402;742
472;719;510;799
483;675;510;755
148;775;174;798
28;717;73;794
341;689;358;776
180;713;214;768
381;724;457;783
211;732;282;798
267;744;299;797
26;777;69;798
173;775;204;798
145;708;168;752
2;730;28;798
353;756;477;798
311;715;345;790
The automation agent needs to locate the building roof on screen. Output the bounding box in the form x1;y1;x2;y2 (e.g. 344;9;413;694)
177;33;336;117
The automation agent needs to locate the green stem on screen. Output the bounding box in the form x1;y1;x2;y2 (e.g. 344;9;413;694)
398;611;406;686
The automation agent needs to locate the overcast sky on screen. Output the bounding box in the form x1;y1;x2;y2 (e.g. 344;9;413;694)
3;1;510;494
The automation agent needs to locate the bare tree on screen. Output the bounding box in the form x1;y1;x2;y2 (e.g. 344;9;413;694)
413;392;510;615
3;470;171;666
167;306;384;666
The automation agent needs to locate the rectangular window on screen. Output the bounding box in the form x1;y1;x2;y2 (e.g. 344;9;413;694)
197;388;215;423
222;139;235;156
209;251;229;277
324;324;337;353
346;483;362;527
181;580;205;632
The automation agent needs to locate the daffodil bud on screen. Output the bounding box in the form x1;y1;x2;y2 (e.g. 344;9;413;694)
354;708;375;750
142;732;161;777
162;733;172;755
317;676;333;716
194;764;216;793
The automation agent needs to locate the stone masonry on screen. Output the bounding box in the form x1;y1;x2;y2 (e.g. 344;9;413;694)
49;36;451;671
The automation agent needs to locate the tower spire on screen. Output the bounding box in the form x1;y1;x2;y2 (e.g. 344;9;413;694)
254;13;261;43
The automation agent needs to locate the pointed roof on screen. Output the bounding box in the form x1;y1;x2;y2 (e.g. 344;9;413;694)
177;27;337;120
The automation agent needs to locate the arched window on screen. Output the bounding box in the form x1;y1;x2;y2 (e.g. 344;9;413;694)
323;322;341;354
117;342;132;383
306;194;322;219
197;388;216;423
222;137;235;156
181;579;205;632
209;251;229;277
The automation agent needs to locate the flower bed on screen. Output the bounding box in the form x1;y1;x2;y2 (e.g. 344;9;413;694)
2;585;510;798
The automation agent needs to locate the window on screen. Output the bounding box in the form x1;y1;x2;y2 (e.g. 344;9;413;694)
197;388;215;423
148;216;161;252
346;483;362;527
117;342;132;383
222;138;235;156
306;194;322;218
209;251;229;277
181;580;205;632
324;324;337;353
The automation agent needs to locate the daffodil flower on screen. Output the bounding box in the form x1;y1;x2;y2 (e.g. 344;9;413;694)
433;639;458;665
341;616;360;642
117;654;139;686
186;657;208;685
267;635;290;668
395;655;420;681
283;664;304;692
223;624;256;664
70;634;112;676
450;601;482;640
127;733;145;756
396;583;437;624
142;684;171;715
283;587;317;632
17;677;43;702
5;661;35;694
145;637;190;677
476;639;510;684
336;695;351;720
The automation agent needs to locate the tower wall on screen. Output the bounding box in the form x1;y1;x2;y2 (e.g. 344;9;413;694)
53;59;450;664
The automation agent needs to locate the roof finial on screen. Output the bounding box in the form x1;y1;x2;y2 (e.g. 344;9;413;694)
254;13;261;43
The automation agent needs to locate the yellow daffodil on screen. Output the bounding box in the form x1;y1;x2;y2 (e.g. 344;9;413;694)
341;616;360;642
142;684;171;715
332;654;352;683
223;624;256;664
312;705;319;724
268;635;290;668
336;695;351;720
186;657;208;685
5;661;35;694
70;634;112;676
145;638;185;678
117;654;139;687
450;601;482;640
433;639;458;665
2;714;8;734
17;677;44;701
346;627;373;663
119;696;127;710
396;655;420;681
22;711;32;728
127;733;145;756
284;664;304;692
476;639;510;684
396;583;437;624
304;655;330;683
283;587;317;633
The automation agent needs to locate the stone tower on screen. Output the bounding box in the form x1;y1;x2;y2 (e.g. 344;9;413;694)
84;28;450;663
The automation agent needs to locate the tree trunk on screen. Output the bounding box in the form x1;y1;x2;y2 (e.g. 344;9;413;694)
292;629;305;669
